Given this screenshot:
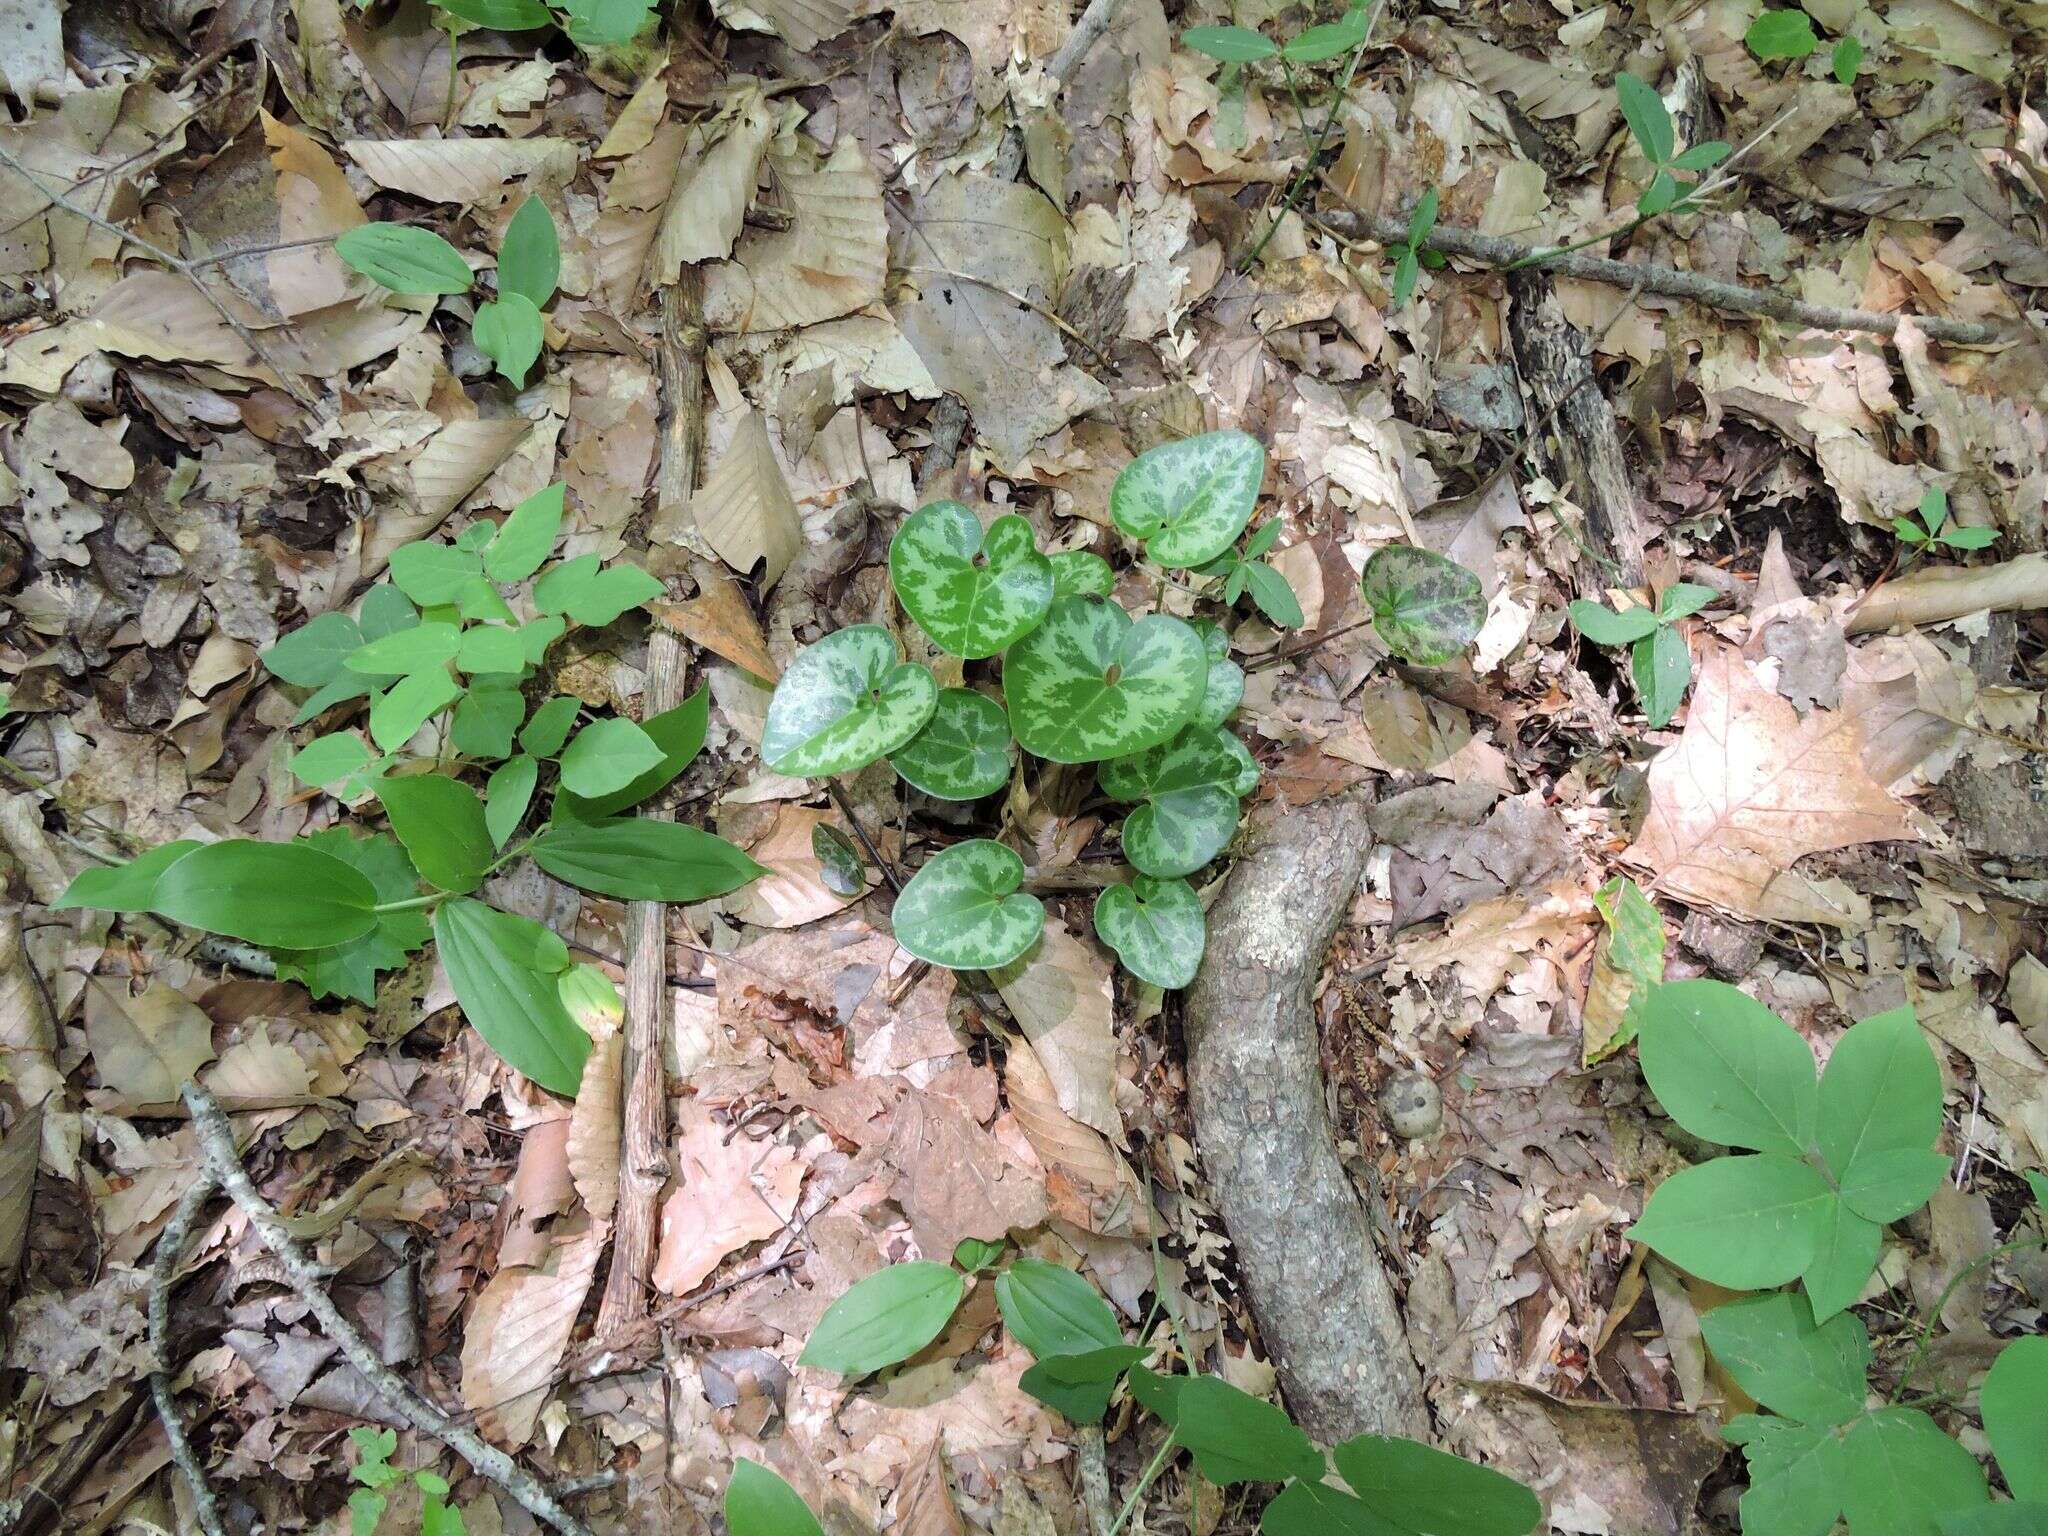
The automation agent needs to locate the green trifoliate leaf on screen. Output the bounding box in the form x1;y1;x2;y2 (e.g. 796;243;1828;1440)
1332;1433;1543;1536
1568;599;1658;647
1939;525;1999;550
891;839;1045;970
553;690;709;821
1803;1198;1883;1322
532;553;663;624
375;772;493;893
450;683;522;759
1182;23;1277;60
1633;623;1691;727
763;625;938;778
1637;978;1817;1153
1156;1377;1325;1486
1723;1415;1846;1536
497;196;560;310
455;624;527;675
152;839;380;949
1360;546;1486;665
520;695;582;757
1094;876;1205;989
485;482;564;582
290;731;371;789
474;292;544;387
346;620;460;676
995;1258;1124;1360
558;717;666;799
1110;430;1264;568
1982;1336;2048;1503
1817;1005;1946;1224
433;898;586;1097
800;1261;965;1376
889;503;1055;658
1004;597;1206;764
369;670;463;751
1626;1152;1834;1289
726;1460;824;1536
1616;71;1675;166
890;688;1014;800
335;223;474;296
265;830;429;1006
1842;1410;1989;1536
1700;1291;1872;1425
1100;725;1258;878
390;542;483;606
1049;549;1114;599
263;611;363;687
359;583;418;641
1746;8;1819;58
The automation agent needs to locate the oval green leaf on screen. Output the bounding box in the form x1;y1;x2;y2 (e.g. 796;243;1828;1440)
335;223;474;296
1626;1153;1834;1289
528;817;766;902
1634;622;1690;727
554;689;710;821
486;754;538;848
1110;430;1264;569
890;688;1014;800
1100;725;1258;878
727;1460;824;1536
1157;1377;1325;1486
375;772;493;893
53;841;203;913
799;1261;965;1377
890;503;1054;659
1817;1005;1946;1224
1005;598;1206;764
995;1258;1124;1360
1094;877;1205;989
485;482;565;583
559;717;666;799
369;669;462;752
1638;978;1817;1154
1332;1434;1541;1536
1191;620;1244;728
763;625;939;777
1567;599;1658;648
892;839;1045;970
432;898;587;1097
474;292;544;387
1747;7;1819;58
497;196;560;310
150;840;379;949
1183;24;1277;60
1359;546;1486;666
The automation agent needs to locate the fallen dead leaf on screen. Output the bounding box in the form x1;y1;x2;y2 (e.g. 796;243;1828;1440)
991;923;1119;1138
652;1098;804;1293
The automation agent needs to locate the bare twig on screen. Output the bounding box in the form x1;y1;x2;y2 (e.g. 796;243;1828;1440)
149;1175;228;1536
1317;205;2004;346
181;1082;595;1536
993;0;1130;180
0;144;325;409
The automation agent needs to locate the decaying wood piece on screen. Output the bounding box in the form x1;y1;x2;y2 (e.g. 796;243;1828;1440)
1507;269;1648;597
1185;791;1429;1443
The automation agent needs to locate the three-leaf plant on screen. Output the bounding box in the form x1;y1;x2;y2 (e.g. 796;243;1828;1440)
1615;73;1730;216
56;483;765;1097
1195;519;1306;630
430;0;656;50
1568;581;1714;728
1893;485;1998;560
1384;187;1445;309
348;1427;468;1536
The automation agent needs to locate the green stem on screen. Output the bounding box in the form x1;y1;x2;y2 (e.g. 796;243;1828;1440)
1890;1236;2048;1403
372;894;441;914
1103;1435;1177;1536
1240;3;1381;272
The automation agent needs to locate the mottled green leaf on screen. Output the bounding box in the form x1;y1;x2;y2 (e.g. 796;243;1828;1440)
1005;597;1206;764
1360;546;1485;665
1190;620;1244;729
1094;877;1205;989
891;839;1045;970
1110;430;1264;568
1049;549;1114;599
763;625;939;777
891;687;1014;800
890;503;1054;659
1100;725;1257;878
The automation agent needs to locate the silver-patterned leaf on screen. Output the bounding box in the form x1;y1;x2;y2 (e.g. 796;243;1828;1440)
890;688;1014;800
1101;725;1258;878
1094;876;1205;989
762;625;938;777
890;503;1054;658
1004;597;1207;764
1359;546;1486;666
892;839;1045;969
1191;619;1244;728
1109;430;1264;568
1049;549;1114;599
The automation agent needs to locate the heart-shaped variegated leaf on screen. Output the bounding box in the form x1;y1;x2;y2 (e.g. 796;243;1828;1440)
1101;726;1258;877
892;839;1045;969
1360;546;1486;666
763;625;938;777
1190;619;1244;728
890;503;1055;658
1050;549;1114;599
1094;877;1205;989
1110;431;1264;568
891;688;1014;800
1005;598;1206;764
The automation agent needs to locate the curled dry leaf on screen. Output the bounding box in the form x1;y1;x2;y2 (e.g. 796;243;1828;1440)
724;805;877;929
461;1213;607;1448
566;1033;623;1223
653;91;775;280
690;411;803;591
1003;1037;1152;1238
990;920;1120;1137
704;137;889;334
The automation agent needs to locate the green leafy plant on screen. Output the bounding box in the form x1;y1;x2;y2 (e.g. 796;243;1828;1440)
56;483;764;1096
1567;581;1713;727
337;195;561;386
348;1427;468;1536
430;0;655;49
1195;520;1306;629
1615;73;1731;216
1894;485;1998;561
1383;186;1444;309
1747;8;1821;59
1831;34;1865;82
1359;545;1488;665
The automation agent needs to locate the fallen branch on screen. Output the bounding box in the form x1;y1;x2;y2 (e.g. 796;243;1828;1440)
1318;208;2005;347
993;0;1129;181
150;1175;228;1536
181;1082;595;1536
1845;552;2048;635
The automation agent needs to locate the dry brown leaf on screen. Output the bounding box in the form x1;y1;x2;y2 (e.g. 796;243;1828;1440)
566;1033;622;1223
461;1213;606;1447
1623;644;1915;927
886;1090;1048;1260
261;111;365;316
343;137;578;205
711;0;852;50
0;1103;40;1281
725;806;877;929
704;137;888;334
654;575;779;680
990;922;1119;1138
84;978;215;1103
652;1099;804;1293
690;411;802;590
1391;882;1592;1006
1003;1038;1150;1238
652;92;774;280
894;1437;969;1536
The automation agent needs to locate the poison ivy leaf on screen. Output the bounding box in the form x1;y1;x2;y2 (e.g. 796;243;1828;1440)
1629;1153;1835;1288
1699;1290;1870;1425
432;898;585;1096
996;1259;1124;1359
528;818;766;902
1110;430;1264;568
358;583;419;641
727;1460;824;1536
497;196;559;310
1982;1336;2048;1503
474;292;544;387
389;542;483;607
1568;600;1658;648
1670;141;1731;173
1019;1345;1150;1423
334;223;474;295
289;731;371;789
1747;8;1819;58
520;695;582;757
1803;1198;1884;1322
892;840;1045;970
1156;1377;1324;1486
151;840;379;949
762;625;939;777
485;755;538;849
1842;1410;1989;1536
1724;1415;1848;1536
1100;725;1258;878
1183;23;1277;60
263;611;363;687
1244;560;1304;629
1359;546;1485;665
1818;1006;1946;1223
455;624;527;675
485;483;565;583
1332;1433;1543;1536
559;718;666;799
554;690;710;821
800;1261;965;1376
890;688;1014;801
1093;877;1205;989
346;620;461;676
1004;597;1206;764
375;773;493;893
269;830;431;1005
1939;526;1999;550
1637;979;1818;1154
53;841;202;913
450;684;522;759
1634;623;1691;727
434;0;554;25
1049;549;1114;599
889;503;1055;659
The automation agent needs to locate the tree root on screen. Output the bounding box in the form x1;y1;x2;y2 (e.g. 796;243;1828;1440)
1183;791;1428;1443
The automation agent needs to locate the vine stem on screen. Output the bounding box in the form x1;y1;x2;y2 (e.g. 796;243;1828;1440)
1889;1236;2048;1403
1102;1434;1178;1536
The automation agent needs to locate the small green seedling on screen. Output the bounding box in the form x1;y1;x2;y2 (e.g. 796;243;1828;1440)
1616;74;1730;216
1746;8;1820;59
1893;485;1997;559
1384;187;1446;309
431;0;654;48
337;195;561;386
348;1428;468;1536
1831;34;1864;82
1182;0;1371;64
1567;581;1713;728
1195;519;1306;629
